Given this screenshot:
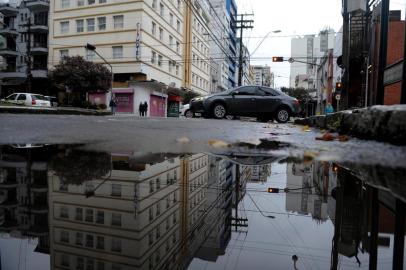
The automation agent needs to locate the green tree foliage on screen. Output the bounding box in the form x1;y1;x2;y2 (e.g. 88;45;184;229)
49;56;111;98
280;87;312;103
51;149;111;185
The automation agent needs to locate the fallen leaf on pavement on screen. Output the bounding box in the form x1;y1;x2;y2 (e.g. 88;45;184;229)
176;137;190;143
208;140;229;148
315;132;335;141
337;135;350;142
302;125;311;132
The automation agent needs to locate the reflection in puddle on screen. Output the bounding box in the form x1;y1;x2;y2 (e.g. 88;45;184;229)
0;145;404;270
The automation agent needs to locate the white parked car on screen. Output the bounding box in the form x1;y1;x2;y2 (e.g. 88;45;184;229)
1;93;51;107
179;104;194;118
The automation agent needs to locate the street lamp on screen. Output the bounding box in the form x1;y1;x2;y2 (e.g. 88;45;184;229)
250;30;281;57
85;43;114;94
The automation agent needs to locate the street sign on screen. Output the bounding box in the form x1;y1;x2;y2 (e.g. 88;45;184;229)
335;94;341;100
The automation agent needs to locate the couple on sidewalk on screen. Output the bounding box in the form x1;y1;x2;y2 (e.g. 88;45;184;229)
139;101;148;117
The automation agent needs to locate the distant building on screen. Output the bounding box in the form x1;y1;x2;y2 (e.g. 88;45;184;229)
251;65;273;87
236;37;251;86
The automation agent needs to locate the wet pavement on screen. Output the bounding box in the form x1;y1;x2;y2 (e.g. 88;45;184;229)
0;143;405;270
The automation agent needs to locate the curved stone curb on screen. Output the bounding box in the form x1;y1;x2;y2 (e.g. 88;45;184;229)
294;105;406;145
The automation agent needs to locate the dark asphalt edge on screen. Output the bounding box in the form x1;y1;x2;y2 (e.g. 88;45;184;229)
0;106;112;116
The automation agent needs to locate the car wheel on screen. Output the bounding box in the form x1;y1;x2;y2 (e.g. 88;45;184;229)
185;110;194;118
212;103;227;119
275;107;290;123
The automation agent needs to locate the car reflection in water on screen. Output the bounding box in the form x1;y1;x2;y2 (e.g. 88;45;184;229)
0;145;405;270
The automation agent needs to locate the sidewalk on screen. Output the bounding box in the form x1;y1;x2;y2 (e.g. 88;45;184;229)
294;105;406;145
0;105;111;116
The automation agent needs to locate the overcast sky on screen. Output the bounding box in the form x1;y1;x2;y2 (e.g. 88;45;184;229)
236;0;406;88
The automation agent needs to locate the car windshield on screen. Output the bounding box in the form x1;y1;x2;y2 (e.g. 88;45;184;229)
32;95;47;101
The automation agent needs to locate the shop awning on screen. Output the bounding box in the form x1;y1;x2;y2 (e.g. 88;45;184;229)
113;88;134;94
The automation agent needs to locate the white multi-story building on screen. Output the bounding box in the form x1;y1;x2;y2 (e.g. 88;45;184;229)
251;65;273;87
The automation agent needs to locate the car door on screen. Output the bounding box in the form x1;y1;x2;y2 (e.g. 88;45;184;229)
256;87;281;114
16;94;27;105
226;86;258;116
5;94;18;104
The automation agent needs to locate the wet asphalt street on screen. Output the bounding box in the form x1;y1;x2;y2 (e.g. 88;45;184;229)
1;114;406;168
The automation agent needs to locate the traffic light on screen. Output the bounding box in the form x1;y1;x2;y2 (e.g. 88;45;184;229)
267;188;280;193
272;57;284;62
335;82;342;91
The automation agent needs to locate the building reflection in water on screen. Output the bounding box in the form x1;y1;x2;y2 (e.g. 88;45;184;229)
285;160;406;269
0;145;405;270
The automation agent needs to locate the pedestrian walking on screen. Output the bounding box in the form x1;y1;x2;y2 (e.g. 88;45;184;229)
109;97;117;115
139;102;143;116
143;101;148;117
325;103;334;114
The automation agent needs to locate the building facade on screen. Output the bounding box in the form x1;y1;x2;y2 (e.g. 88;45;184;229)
0;0;49;97
251;65;272;87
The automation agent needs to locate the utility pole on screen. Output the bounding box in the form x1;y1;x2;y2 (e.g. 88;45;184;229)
236;14;253;86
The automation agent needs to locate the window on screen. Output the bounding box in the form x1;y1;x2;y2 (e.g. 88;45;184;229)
86;259;94;270
166;218;170;230
173;192;177;202
60;21;69;34
149;232;154;245
149;208;154;221
152;0;156;9
17;94;26;101
77;257;85;270
169;60;173;73
77;0;85;6
96;236;105;249
166;197;170;208
60;230;69;243
85;209;94;222
156;203;160;215
169;13;173;25
111;239;121;252
86;234;94;248
96;210;104;224
60;206;69;218
156;227;160;239
169;35;173;48
175;65;179;75
61;0;70;8
111;183;121;196
158;55;162;67
111;213;121;226
88;0;95;4
159;27;163;41
176;41;180;53
113;15;124;29
99;0;106;3
151;51;156;64
234;86;257;95
97;261;105;270
176;20;180;32
76;19;84;32
177;0;180;9
112;46;123;59
61;254;70;267
160;3;164;16
151;22;156;35
97;17;106;30
86;49;95;60
76;232;84;246
87;18;95;31
75;208;83;221
156;178;160;189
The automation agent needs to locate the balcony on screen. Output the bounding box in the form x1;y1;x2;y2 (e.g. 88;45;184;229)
25;0;49;12
0;28;19;36
32;69;47;78
0;70;26;80
0;49;18;57
0;181;18;189
0;4;18;16
31;43;48;55
30;24;48;33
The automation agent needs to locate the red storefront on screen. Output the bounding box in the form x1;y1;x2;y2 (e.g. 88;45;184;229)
113;89;134;113
149;95;166;117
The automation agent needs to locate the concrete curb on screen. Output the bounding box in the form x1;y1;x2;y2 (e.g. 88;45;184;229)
294;105;406;145
0;106;112;116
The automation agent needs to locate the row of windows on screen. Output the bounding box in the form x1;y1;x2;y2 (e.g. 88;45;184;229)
192;54;209;73
150;3;181;33
148;171;178;194
148;234;178;270
192;35;209;57
151;0;182;16
148;192;177;221
148;214;178;246
61;0;107;9
59;230;122;252
150;22;182;54
192;73;209;90
189;190;205;210
151;50;180;76
193;17;208;36
189;173;207;193
59;253;122;270
59;181;123;197
189;157;207;173
59;15;122;34
59;206;122;227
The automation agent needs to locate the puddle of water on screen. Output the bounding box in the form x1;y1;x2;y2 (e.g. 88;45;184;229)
0;144;405;270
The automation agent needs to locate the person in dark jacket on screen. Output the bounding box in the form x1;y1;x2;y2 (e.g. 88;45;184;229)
143;101;148;117
139;102;143;116
109;97;117;115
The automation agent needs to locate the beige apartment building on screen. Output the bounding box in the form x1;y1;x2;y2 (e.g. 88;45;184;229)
48;0;211;115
